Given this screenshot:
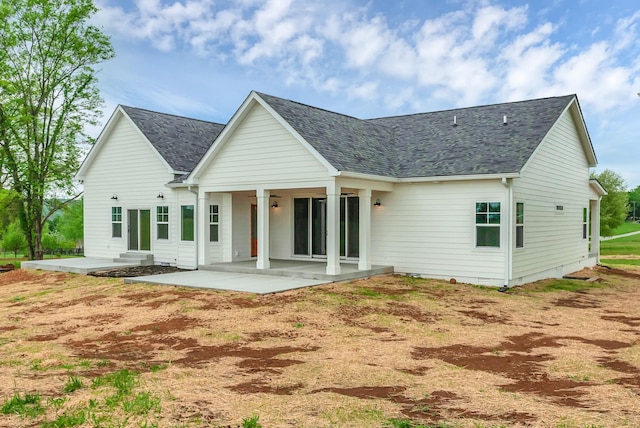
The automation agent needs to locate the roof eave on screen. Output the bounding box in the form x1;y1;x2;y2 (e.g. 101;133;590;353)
589;179;607;196
397;172;521;183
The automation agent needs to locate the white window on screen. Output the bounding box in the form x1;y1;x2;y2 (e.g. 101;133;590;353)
516;202;524;248
209;205;219;242
476;202;500;247
111;207;122;238
181;205;194;241
157;206;169;240
583;207;588;240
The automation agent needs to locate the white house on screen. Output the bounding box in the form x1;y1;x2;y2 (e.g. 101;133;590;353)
76;91;605;286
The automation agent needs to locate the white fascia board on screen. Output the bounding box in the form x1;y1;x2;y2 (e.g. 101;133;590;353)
589;179;607;196
569;98;598;167
75;106;122;180
521;96;596;174
335;171;398;182
187;94;253;183
337;170;519;183
397;172;520;183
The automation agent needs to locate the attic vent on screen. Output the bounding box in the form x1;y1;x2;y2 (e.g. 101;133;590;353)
453;115;457;126
503;115;508;125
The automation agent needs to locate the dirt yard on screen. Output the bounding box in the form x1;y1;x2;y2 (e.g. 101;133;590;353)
0;267;639;427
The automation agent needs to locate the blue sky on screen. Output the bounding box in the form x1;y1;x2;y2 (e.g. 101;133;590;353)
92;0;640;189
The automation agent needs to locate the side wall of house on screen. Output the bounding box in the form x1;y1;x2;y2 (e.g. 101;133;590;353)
371;180;507;286
82;114;183;266
511;109;593;283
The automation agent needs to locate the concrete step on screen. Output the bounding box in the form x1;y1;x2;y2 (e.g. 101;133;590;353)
114;253;154;266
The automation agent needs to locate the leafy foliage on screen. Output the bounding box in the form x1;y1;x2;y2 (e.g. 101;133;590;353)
0;0;114;259
629;184;640;219
591;170;629;236
1;221;26;257
56;199;83;245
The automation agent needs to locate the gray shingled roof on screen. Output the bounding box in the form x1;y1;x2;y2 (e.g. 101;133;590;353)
257;92;576;178
256;93;398;177
121;106;225;173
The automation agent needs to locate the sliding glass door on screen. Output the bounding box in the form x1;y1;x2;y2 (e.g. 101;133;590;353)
293;197;359;258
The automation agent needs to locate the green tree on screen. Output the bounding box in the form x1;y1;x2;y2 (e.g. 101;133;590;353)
0;188;21;234
0;0;114;260
2;221;26;257
57;199;83;246
629;184;640;220
591;169;629;236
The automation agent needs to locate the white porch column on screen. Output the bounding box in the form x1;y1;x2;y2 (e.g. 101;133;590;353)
358;189;372;270
326;183;341;275
197;190;207;266
591;198;601;262
256;189;270;269
221;193;233;262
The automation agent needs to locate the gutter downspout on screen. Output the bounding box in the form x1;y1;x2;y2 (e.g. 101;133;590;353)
501;177;512;289
188;185;198;270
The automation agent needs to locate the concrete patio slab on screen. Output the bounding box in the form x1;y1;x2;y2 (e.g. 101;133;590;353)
21;257;139;274
124;270;328;294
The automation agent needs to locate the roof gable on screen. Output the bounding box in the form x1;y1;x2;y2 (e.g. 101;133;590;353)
120;106;225;173
188;92;338;183
256;93;398;177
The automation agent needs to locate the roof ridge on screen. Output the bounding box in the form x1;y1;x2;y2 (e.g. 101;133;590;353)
254;91;365;122
368;94;576;121
120;105;225;126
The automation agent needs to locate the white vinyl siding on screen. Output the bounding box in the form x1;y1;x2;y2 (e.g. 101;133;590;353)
82;113;182;266
197;103;329;188
512;109;592;279
371;180;506;285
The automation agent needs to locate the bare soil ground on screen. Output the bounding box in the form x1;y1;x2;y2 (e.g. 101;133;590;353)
0;266;639;427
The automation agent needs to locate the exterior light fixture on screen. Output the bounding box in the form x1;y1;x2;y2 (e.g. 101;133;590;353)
373;198;381;206
110;194;118;200
157;192;164;199
271;201;278;208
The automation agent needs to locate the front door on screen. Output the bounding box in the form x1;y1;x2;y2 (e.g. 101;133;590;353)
250;204;258;257
128;209;151;251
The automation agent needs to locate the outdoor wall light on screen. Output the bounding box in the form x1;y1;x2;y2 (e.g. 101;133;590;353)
271;201;278;208
157;192;164;199
373;198;382;206
110;194;118;200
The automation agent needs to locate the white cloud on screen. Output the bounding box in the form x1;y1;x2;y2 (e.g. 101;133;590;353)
94;0;640;114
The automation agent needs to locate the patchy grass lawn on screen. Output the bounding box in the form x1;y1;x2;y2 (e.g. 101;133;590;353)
0;268;639;427
600;233;640;257
608;222;640;237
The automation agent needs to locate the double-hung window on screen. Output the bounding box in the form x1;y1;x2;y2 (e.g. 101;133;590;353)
583;208;588;239
157;206;169;240
181;205;194;241
516;202;524;248
475;202;501;247
111;207;122;238
209;205;219;242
